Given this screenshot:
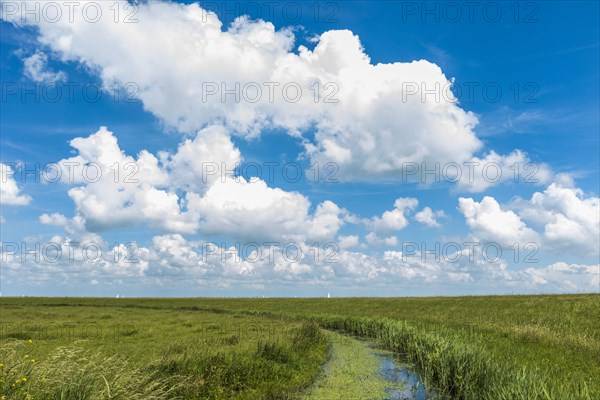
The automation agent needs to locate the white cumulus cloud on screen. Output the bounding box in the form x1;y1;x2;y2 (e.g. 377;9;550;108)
369;197;418;235
1;163;32;206
3;1;487;182
39;212;69;226
414;207;446;227
458;196;539;247
455;150;552;193
22;51;67;83
514;178;600;255
49;126;344;243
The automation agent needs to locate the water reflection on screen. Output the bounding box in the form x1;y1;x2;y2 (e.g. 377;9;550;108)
374;351;432;400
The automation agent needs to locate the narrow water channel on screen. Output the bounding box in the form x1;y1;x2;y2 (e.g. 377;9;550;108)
372;350;432;400
304;331;435;400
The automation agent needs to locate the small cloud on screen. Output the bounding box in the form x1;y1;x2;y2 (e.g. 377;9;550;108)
23;51;67;84
338;235;359;249
365;232;398;246
414;207;446;228
1;163;31;206
368;197;418;235
39;213;69;226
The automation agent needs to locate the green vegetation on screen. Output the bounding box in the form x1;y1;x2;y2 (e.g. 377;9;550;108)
302;331;402;399
1;294;598;399
0;305;327;399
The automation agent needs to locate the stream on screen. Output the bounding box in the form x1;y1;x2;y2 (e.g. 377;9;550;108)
304;331;436;400
372;349;432;400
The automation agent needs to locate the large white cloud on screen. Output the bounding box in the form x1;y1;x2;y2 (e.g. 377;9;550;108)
51;126;344;242
191;177;343;242
458;196;539;247
298;32;482;180
3;1;597;296
55;126;198;233
3;0;488;181
514;178;600;255
460;178;600;256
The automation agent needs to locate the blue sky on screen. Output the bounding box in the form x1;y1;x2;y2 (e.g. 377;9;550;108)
0;0;598;297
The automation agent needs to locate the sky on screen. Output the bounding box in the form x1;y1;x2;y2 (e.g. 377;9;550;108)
0;0;598;297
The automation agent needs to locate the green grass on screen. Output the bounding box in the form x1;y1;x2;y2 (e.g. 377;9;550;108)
1;294;598;399
0;305;327;399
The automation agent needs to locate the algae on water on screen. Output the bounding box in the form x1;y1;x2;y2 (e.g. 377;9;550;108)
303;331;404;400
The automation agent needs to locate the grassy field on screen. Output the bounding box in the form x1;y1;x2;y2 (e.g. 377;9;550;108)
0;304;327;399
1;294;598;399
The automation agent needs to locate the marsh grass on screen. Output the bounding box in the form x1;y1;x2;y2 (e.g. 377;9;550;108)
310;315;595;399
0;339;183;399
1;295;598;399
0;307;328;400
